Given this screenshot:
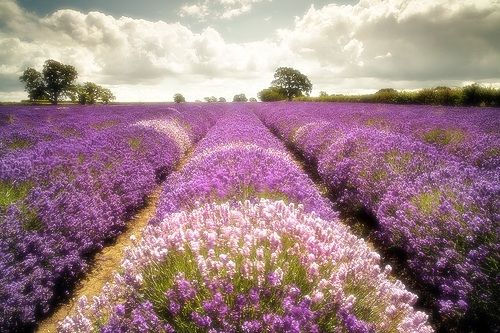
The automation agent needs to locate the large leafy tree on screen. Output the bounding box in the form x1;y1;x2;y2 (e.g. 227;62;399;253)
174;93;186;103
42;60;78;104
98;86;115;104
19;67;45;101
72;82;116;104
271;67;312;101
19;59;78;104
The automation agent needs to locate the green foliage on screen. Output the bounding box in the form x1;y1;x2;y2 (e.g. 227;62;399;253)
6;137;32;150
461;83;500;106
204;96;218;103
271;67;312;101
99;87;115;104
374;88;398;103
297;83;500;107
73;82;115;105
218;97;226;102
249;97;257;102
20;205;43;232
232;93;248;102
258;86;287;102
0;180;33;213
173;93;186;103
20;59;116;105
19;67;46;101
128;137;142;150
141;248;203;321
413;86;461;105
462;84;483;106
412;190;441;215
42;59;78;104
422;128;465;146
141;234;313;328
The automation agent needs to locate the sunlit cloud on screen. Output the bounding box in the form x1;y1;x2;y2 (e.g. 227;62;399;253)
1;0;499;101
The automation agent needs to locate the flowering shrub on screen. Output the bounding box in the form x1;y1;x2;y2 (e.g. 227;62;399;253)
154;109;336;222
61;107;431;332
61;200;432;333
257;103;499;329
255;102;500;170
378;166;499;323
0;104;220;330
2;102;496;331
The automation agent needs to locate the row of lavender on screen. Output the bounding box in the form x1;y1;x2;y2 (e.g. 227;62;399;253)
255;103;499;330
62;109;432;332
261;102;499;171
0;105;221;331
0;104;213;157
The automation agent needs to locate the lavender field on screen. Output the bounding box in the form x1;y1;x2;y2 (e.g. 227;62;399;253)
0;103;498;332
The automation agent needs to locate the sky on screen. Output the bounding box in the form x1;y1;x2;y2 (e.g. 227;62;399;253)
1;0;499;102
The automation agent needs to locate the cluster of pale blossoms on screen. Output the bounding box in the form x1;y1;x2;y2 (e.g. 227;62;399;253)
60;200;432;333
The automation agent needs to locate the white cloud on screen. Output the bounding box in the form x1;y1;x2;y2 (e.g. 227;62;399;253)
1;0;500;101
0;0;285;101
280;0;500;82
178;4;209;20
180;0;271;20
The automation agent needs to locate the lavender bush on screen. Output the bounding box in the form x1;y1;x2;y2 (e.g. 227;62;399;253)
254;102;499;171
61;106;431;332
2;102;497;331
256;103;499;330
61;200;432;333
154;108;337;221
0;104;221;330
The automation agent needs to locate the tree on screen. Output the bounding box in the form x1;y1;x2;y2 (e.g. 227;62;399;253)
174;93;186;103
218;97;226;102
99;87;115;104
42;59;78;104
204;96;217;103
374;88;398;103
462;83;484;106
271;67;312;101
258;87;287;102
249;97;257;102
81;82;100;104
233;93;247;102
19;67;46;101
73;82;115;105
20;60;115;105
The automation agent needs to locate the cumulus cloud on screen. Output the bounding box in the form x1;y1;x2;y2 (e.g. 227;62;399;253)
179;0;271;20
0;0;499;101
0;1;281;82
279;0;500;82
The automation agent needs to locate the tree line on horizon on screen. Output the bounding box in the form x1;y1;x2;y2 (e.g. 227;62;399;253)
255;68;500;107
174;67;312;104
174;94;259;103
296;85;500;107
19;59;115;105
20;61;500;107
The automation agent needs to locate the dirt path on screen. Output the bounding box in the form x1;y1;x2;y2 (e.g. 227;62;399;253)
36;187;162;333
